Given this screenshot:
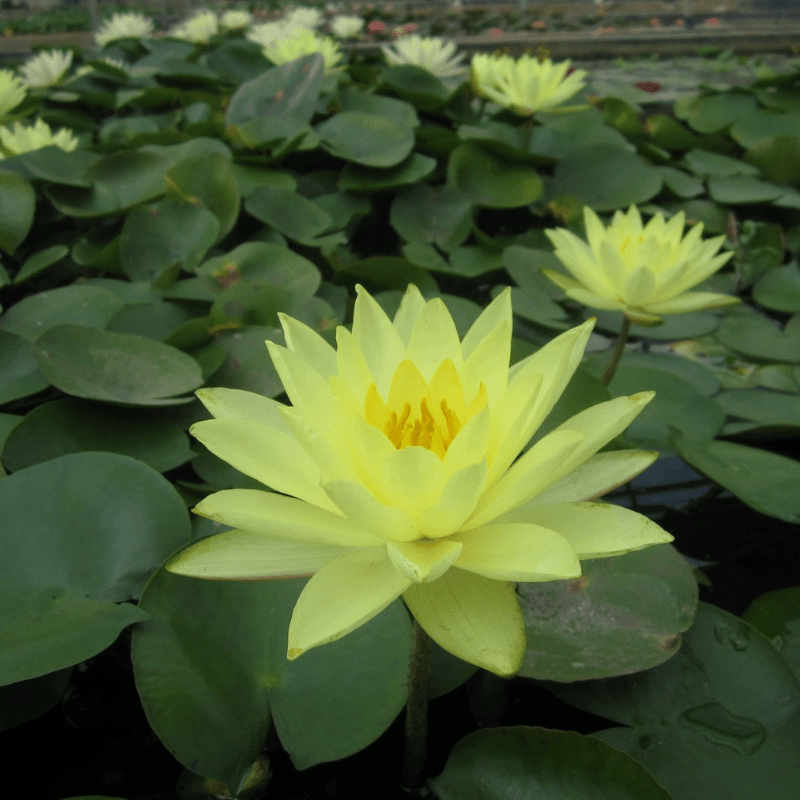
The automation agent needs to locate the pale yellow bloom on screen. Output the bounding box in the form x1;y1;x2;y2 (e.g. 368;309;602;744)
0;118;78;155
245;21;289;48
381;35;469;80
283;6;325;29
220;10;252;29
330;14;363;38
95;12;154;47
19;49;72;88
0;69;25;118
543;205;739;324
471;52;587;115
261;27;343;74
170;10;219;43
167;285;671;676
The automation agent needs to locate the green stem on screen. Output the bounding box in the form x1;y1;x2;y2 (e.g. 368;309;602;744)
401;620;432;792
601;315;631;386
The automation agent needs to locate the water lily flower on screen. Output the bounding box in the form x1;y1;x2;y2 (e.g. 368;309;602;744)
0;118;78;155
95;12;154;47
170;10;219;43
220;9;252;29
330;14;363;38
543;205;739;324
167;285;672;677
381;34;469;80
283;6;325;29
471;52;587;115
246;21;290;48
261;27;343;74
0;69;25;118
19;49;73;88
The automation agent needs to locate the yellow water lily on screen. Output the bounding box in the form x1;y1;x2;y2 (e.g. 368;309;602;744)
471;52;587;115
381;35;469;80
261;27;343;75
330;14;363;38
0;118;78;155
543;205;739;325
170;10;219;43
19;49;73;88
95;12;155;47
167;285;671;676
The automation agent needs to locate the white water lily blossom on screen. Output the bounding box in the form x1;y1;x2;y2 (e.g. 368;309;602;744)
543;205;739;324
381;35;469;80
283;6;325;29
170;10;219;43
19;49;73;88
471;52;587;115
246;21;289;48
0;70;25;118
330;14;363;38
95;12;155;47
261;28;343;74
0;118;78;155
167;285;672;677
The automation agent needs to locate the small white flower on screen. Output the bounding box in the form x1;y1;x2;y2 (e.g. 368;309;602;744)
19;49;73;88
170;10;219;43
220;10;252;29
283;6;325;29
330;15;363;38
381;35;469;80
0;118;78;155
95;12;155;47
0;69;25;118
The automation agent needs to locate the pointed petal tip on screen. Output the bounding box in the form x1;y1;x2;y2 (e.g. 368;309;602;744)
287;647;303;661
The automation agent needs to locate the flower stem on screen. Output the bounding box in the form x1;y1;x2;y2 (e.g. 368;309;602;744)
601;315;631;386
401;620;432;792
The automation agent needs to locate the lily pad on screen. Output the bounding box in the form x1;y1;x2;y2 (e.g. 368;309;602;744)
517;544;697;682
0;330;49;404
715;313;800;364
753;263;800;313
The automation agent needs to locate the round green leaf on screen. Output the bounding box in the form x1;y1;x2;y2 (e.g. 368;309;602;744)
744;136;800;185
431;726;672;800
316;111;415;167
591;351;720;396
550;603;800;800
708;176;785;204
682;91;759;134
390;183;472;250
517;544;697;682
33;325;204;405
549;144;662;212
209;325;285;397
753;263;800;313
0;330;49;404
334;256;439;294
0;451;191;684
658;165;704;198
0;172;35;255
715;312;800;363
107;301;196;340
165;153;240;240
245;186;333;244
377;64;449;112
673;436;800;523
682;148;760;178
132;570;412;792
0;285;124;342
716;389;800;429
730;110;800;149
447;143;544;209
338;152;437;193
592;309;721;340
2;398;194;473
120;199;220;282
743;586;800;641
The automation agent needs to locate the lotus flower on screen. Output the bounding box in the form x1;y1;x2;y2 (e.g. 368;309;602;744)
381;35;469;80
167;285;671;676
543;205;738;324
471;52;587;115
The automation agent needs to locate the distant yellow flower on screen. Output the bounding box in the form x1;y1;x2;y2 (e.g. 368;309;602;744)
381;35;469;80
220;10;252;29
170;10;219;43
95;12;154;47
261;27;343;74
245;21;288;48
471;52;586;115
543;205;739;324
19;49;72;88
330;14;363;38
283;6;325;29
0;118;78;155
167;285;671;676
0;69;25;117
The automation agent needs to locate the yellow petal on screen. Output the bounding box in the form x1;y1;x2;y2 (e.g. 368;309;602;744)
393;283;428;346
452;522;580;581
167;529;349;579
376;445;447;514
195;387;288;427
322;478;420;541
403;568;525;677
418;459;488;539
335;326;376;413
531;449;659;505
278;312;337;379
190;419;339;512
194;489;384;547
386;538;463;583
459;316;512;425
405;296;463;379
565;286;627;312
518;502;673;558
460;286;511;360
645;292;740;315
288;547;410;659
443;401;491;474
